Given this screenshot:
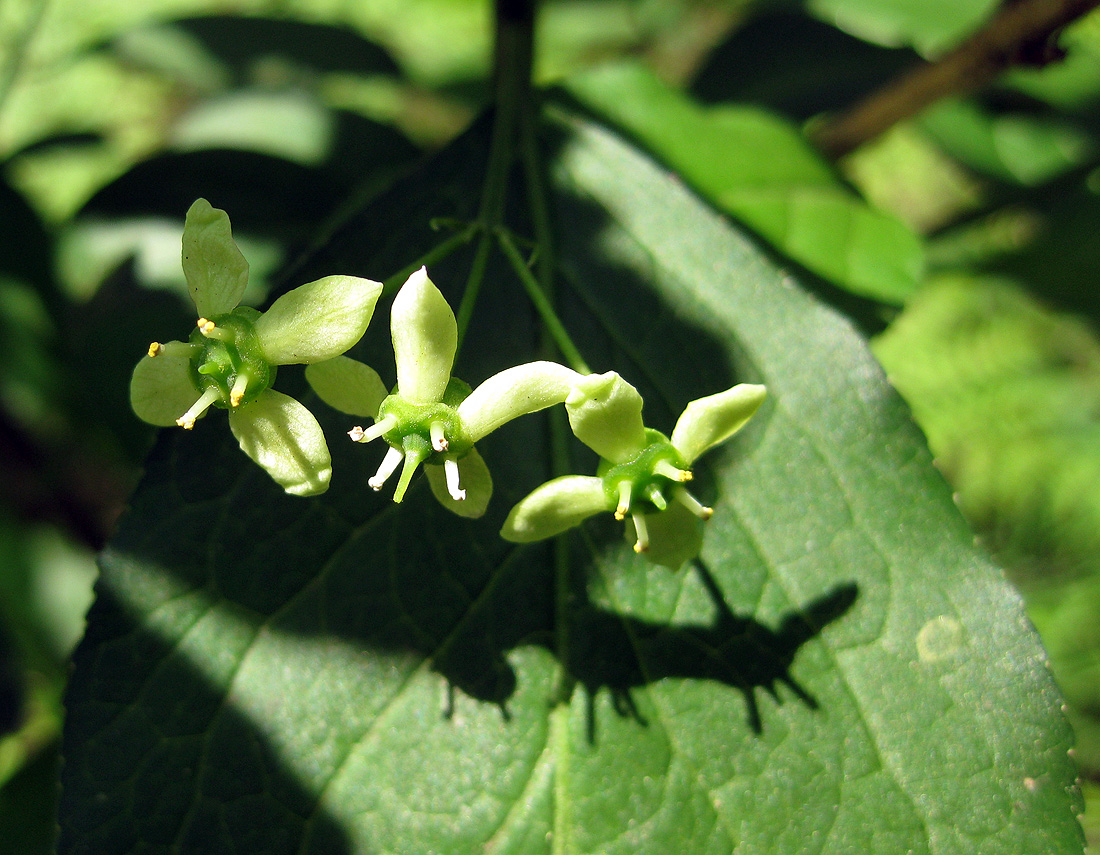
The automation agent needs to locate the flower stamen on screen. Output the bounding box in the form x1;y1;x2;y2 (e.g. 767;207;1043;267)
645;484;667;510
230;373;250;407
176;387;222;429
632;512;650;553
443;457;466;501
353;414;398;444
674;485;713;520
429;420;449;452
196;318;232;342
148;342;162;357
654;460;692;482
368;445;404;490
615;481;632;520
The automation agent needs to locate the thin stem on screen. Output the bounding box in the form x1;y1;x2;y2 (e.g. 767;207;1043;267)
382;224;478;296
455;0;536;350
813;0;1100;158
497;228;590;374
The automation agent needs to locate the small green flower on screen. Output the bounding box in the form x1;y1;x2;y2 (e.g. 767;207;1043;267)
130;198;382;496
306;267;581;517
502;372;766;567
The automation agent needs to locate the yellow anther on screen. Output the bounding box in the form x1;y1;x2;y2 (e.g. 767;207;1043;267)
147;342;163;358
197;318;216;334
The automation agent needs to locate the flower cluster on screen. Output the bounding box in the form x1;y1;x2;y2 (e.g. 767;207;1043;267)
304;267;581;517
130;199;382;496
132;201;766;566
500;372;766;567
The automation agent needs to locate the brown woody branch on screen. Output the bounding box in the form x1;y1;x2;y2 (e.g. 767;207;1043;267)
811;0;1100;159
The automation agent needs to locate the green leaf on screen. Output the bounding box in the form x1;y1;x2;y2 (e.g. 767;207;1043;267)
566;62;923;303
805;0;1000;54
60;106;1081;853
921;98;1094;186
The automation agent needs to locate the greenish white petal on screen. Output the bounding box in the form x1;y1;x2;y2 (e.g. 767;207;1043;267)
425;448;493;518
501;475;610;542
626;503;703;569
670;384;767;464
390;267;457;403
305;356;388;419
228;389;331;496
182;198;249;318
566;371;647;463
130;349;201;426
255;275;382;364
458;361;583;442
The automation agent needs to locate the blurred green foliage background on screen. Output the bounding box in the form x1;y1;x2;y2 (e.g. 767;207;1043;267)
1;0;1099;850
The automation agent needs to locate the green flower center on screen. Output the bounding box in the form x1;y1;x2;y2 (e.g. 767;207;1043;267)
375;377;474;462
599;428;692;516
187;307;274;409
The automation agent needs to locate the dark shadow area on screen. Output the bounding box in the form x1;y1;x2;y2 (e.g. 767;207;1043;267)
59;587;353;855
564;563;857;741
171;16;402;80
690;8;919;120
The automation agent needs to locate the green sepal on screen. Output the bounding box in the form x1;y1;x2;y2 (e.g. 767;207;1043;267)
425;448;493;518
254;275;382;365
305;356;389;419
130;347;200;427
390;267;457;403
182;198;249;319
501;475;611;542
227;389;331;496
566;371;648;463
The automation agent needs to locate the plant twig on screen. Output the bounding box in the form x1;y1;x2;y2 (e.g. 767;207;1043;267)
812;0;1100;159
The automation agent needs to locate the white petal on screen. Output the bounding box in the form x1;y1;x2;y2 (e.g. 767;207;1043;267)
182;199;249;318
500;475;610;542
130;348;200;426
390;267;456;403
625;503;703;569
670;384;767;464
565;371;647;463
305;356;388;418
458;361;582;442
228;390;331;496
255;275;382;364
425;448;493;518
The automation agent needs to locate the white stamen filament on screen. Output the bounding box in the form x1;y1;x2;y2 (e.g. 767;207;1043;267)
614;481;632;520
654;460;692;482
196;318;231;342
443;457;466;501
430;421;449;452
229;373;249;407
674;485;713;520
645;484;667;511
359;414;398;444
176;387;221;430
368;446;404;490
631;512;650;553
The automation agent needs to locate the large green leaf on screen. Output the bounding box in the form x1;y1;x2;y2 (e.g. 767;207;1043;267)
58;103;1082;853
565;62;923;304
